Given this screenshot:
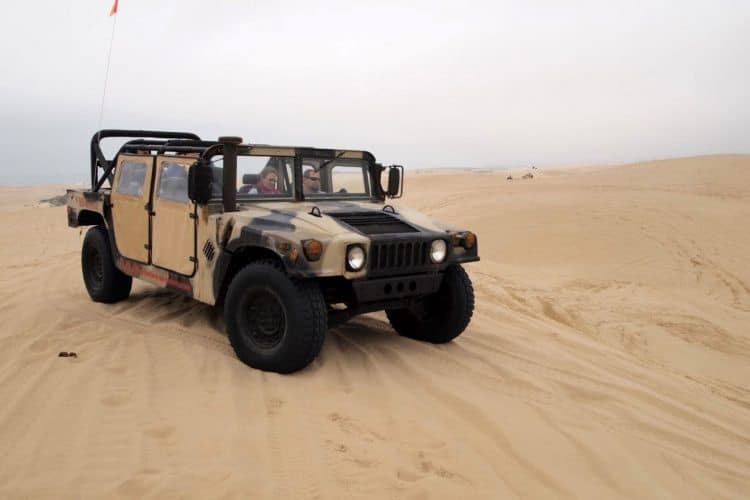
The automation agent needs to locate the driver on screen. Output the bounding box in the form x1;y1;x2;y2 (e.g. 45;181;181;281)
302;168;322;194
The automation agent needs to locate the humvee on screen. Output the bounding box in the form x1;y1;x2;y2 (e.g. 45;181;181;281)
67;130;479;373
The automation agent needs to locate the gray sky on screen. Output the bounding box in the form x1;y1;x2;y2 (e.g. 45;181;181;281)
1;0;748;184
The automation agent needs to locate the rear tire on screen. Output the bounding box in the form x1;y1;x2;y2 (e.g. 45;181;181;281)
386;264;474;343
81;226;132;303
224;262;327;373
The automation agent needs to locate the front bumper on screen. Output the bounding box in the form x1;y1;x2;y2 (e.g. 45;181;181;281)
351;273;443;303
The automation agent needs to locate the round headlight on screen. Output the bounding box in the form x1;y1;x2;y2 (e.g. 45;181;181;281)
430;239;447;263
347;245;366;271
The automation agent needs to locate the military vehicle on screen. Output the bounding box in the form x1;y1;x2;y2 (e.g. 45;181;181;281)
67;130;479;373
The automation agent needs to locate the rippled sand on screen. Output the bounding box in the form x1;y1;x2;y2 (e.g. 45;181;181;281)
0;156;748;499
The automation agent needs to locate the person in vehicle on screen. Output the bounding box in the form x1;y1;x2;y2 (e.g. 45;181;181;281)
302;168;322;194
249;166;280;194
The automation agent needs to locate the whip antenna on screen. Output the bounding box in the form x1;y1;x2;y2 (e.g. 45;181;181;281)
97;0;119;138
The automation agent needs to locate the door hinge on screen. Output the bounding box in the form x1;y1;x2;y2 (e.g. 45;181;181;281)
189;213;198;219
144;244;150;250
189;256;197;262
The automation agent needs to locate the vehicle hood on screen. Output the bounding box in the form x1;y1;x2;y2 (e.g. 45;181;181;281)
230;200;455;238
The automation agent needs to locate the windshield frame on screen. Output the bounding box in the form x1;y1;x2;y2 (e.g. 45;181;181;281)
299;156;373;202
203;145;382;204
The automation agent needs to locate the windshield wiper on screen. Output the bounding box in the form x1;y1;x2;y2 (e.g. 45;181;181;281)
318;151;347;170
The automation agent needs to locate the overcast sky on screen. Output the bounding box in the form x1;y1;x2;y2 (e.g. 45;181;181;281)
0;0;748;184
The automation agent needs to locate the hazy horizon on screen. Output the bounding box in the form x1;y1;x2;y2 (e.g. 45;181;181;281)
1;0;748;184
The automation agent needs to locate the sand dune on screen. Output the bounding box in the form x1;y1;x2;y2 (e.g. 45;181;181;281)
0;155;749;499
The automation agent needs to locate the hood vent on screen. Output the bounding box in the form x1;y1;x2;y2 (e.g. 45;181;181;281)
328;211;418;235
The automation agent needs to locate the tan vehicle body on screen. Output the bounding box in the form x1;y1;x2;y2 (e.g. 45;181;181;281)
68;158;477;303
68;191;474;302
68;130;479;373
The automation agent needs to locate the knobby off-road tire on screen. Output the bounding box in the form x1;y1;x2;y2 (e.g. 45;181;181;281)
386;264;474;343
81;226;132;303
224;262;327;374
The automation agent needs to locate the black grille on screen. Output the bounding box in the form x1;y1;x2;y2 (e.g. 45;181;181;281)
369;240;433;276
203;240;216;262
329;211;418;235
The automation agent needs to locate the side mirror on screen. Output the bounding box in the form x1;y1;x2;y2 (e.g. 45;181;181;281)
386;165;403;198
188;159;213;204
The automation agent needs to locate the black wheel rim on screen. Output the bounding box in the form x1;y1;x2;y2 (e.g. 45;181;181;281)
240;289;286;350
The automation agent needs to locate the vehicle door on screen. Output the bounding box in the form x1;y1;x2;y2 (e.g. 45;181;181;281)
110;155;154;263
150;157;196;275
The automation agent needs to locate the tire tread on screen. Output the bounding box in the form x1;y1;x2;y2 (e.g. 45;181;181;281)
386;264;474;343
82;226;132;303
224;261;327;373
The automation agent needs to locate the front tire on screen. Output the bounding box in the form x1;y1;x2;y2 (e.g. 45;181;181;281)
386;264;474;343
81;226;132;303
224;262;327;373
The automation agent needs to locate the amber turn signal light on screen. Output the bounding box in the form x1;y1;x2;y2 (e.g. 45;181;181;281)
451;231;476;249
302;239;323;261
463;231;476;249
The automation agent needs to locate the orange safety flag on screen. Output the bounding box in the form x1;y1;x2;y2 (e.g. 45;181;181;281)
109;0;119;16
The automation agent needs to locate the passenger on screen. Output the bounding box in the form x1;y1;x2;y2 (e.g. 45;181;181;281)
303;168;322;194
249;166;280;194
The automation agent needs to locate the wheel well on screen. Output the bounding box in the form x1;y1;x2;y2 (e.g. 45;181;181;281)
78;210;106;227
217;246;284;304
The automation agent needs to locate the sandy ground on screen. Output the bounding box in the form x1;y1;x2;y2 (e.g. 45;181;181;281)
0;155;749;499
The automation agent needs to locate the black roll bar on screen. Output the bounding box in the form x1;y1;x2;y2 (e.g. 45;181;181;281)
90;130;201;191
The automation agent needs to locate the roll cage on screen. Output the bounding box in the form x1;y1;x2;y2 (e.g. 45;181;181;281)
89;130;386;207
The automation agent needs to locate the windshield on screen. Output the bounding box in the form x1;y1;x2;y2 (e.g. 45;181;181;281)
210;155;296;200
302;158;371;198
207;155;372;201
